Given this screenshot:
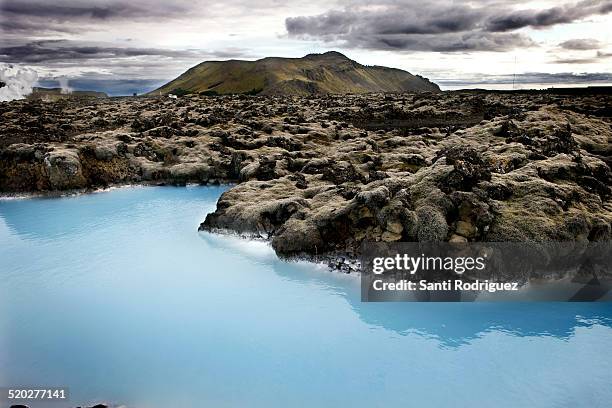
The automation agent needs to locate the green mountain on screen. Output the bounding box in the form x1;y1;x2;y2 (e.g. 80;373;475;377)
152;51;440;96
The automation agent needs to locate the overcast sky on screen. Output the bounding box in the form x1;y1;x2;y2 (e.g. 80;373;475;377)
1;0;611;94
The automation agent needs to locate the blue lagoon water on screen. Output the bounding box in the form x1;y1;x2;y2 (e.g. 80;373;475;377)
1;186;611;408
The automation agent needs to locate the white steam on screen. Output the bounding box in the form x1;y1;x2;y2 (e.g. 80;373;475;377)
0;65;38;102
58;76;73;94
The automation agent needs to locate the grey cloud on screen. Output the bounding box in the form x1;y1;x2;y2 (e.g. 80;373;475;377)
287;7;487;36
437;72;612;86
210;48;255;59
552;49;612;63
286;10;356;36
0;41;203;64
286;0;612;52
554;57;600;64
0;0;190;20
485;0;612;32
517;72;612;83
0;40;252;64
351;32;534;52
1;2;151;20
0;0;291;35
559;38;602;50
0;0;198;35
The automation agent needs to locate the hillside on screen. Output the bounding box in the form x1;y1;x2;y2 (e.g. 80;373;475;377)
28;87;108;100
152;51;440;96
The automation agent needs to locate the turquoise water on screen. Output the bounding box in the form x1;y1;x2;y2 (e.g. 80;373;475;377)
1;186;611;408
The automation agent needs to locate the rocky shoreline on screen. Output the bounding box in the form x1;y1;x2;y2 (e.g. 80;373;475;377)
1;91;610;265
0;180;232;199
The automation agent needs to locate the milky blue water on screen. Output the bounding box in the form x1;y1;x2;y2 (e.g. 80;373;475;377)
1;186;611;408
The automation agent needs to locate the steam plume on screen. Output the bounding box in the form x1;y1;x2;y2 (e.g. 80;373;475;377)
0;64;38;101
58;76;73;94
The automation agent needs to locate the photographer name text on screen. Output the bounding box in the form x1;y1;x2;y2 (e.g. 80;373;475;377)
372;279;519;293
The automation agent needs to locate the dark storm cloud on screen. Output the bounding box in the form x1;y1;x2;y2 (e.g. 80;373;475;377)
0;17;83;34
485;0;612;32
0;40;201;64
0;0;288;35
286;6;487;37
286;0;612;52
355;32;534;52
0;0;191;34
559;39;602;50
1;2;150;19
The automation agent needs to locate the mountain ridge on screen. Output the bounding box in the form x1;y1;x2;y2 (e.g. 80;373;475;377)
152;51;440;96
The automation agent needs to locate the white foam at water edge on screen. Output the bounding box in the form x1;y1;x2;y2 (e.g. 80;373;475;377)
0;64;38;101
203;232;278;260
200;230;360;280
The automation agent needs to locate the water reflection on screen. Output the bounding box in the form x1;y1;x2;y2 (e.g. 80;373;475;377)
199;231;612;347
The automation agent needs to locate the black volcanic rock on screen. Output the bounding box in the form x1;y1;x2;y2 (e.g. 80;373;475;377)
1;90;611;260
